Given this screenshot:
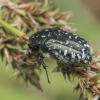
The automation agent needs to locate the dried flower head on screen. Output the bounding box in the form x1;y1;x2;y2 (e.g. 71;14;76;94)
1;0;100;100
0;0;75;91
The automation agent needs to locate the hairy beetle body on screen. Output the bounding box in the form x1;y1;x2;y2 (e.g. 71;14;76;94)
28;27;92;83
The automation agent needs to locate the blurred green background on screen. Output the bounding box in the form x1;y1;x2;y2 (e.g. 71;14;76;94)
0;0;100;100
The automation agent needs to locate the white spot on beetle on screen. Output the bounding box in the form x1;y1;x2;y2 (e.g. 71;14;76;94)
45;29;49;31
60;42;63;44
75;36;78;39
65;33;68;35
42;35;46;38
84;44;90;48
53;47;56;49
36;35;38;37
64;50;67;56
82;40;84;42
84;60;87;63
69;36;72;39
59;50;61;53
60;46;62;48
66;41;69;44
48;32;51;37
58;30;61;32
82;48;85;58
71;52;76;59
69;48;71;51
55;52;58;55
79;41;81;43
77;45;79;47
77;54;81;59
49;48;51;50
66;42;68;44
87;56;90;59
53;40;55;42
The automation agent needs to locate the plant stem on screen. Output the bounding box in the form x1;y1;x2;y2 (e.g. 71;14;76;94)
0;19;25;37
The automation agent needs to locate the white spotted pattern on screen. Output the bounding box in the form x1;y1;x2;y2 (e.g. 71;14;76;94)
82;40;84;42
45;29;49;31
48;32;51;37
71;52;76;58
64;50;67;56
66;41;69;44
77;54;81;59
84;60;87;63
65;33;68;34
84;44;90;48
81;48;85;58
49;48;51;50
60;46;62;48
59;50;61;53
75;36;78;39
69;48;71;51
69;36;72;39
55;52;58;55
42;35;46;38
77;45;79;47
58;30;61;32
60;42;63;44
36;35;39;37
53;47;56;49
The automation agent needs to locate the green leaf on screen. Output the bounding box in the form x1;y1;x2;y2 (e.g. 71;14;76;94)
30;0;38;11
14;9;26;16
54;22;64;26
0;19;25;37
6;44;19;50
3;36;15;42
49;8;60;17
39;6;49;14
34;16;47;23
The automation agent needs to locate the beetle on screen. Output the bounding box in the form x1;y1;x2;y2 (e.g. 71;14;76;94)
28;27;92;83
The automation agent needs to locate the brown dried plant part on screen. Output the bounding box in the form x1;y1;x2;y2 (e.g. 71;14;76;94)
1;0;100;100
0;0;76;91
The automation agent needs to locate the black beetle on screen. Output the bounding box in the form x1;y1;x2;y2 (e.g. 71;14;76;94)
28;27;92;83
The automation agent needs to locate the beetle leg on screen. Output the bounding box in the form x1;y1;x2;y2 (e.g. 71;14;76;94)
39;55;51;84
61;63;72;74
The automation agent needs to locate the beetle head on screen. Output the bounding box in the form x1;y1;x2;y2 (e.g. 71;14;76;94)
28;35;40;58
